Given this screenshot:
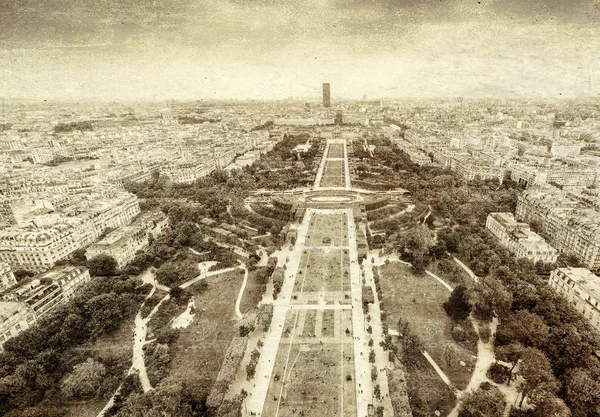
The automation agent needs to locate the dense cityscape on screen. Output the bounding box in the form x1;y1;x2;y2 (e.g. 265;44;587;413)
2;0;600;416
0;90;598;417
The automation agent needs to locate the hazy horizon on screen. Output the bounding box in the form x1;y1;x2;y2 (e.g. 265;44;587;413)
1;0;600;101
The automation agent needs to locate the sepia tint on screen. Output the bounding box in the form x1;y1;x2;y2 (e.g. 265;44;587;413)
0;1;599;417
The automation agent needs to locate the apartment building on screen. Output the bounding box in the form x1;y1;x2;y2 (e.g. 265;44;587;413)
392;138;432;166
0;192;140;271
86;226;148;268
453;156;506;183
510;162;597;189
551;142;581;158
162;163;202;184
0;302;36;351
137;210;169;239
516;187;600;271
85;210;168;268
549;267;600;332
0;262;16;292
0;265;90;350
486;212;558;263
214;147;236;169
546;167;597;189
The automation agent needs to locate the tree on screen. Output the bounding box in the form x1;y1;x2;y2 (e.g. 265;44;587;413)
468;276;512;322
518;347;559;408
458;383;506;417
85;293;130;336
395;224;434;273
114;378;193;417
70;248;88;266
495;310;549;348
61;358;106;398
59;313;88;343
545;323;597;377
443;285;472;321
88;254;118;276
533;393;570;417
154;260;198;287
564;368;600;417
397;318;424;368
495;342;525;385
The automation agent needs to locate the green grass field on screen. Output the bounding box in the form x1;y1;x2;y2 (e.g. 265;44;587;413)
320;160;346;187
168;271;243;400
264;308;356;417
240;268;267;314
378;261;476;390
307;212;348;247
293;249;350;299
327;143;345;159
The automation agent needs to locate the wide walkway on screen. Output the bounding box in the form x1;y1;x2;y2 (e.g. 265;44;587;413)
244;208;315;415
245;139;375;417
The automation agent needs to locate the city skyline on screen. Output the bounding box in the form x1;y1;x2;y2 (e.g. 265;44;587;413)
1;0;600;101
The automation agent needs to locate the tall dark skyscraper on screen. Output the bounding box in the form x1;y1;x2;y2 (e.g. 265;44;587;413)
322;83;331;107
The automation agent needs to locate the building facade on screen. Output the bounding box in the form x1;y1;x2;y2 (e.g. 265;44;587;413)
86;226;148;269
549;267;600;332
86;210;168;269
0;262;16;292
486;212;558;263
323;83;331;108
0;265;90;350
516;187;600;271
0;302;36;350
0;192;140;272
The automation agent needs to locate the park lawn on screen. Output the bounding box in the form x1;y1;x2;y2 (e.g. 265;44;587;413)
428;259;474;287
239;268;267;314
320;160;346;188
168;270;243;400
302;310;317;337
320;175;346;188
62;317;135;417
327;143;344;158
307;212;348;247
322;310;335;337
405;363;457;417
263;339;356;417
63;400;107;417
379;261;476;390
292;248;351;304
282;309;299;339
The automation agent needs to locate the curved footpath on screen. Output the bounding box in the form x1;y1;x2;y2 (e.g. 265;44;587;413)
234;262;249;319
371;252;520;417
97;265;243;417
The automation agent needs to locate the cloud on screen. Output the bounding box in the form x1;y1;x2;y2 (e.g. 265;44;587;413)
0;0;598;100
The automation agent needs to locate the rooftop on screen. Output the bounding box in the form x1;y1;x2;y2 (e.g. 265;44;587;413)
557;267;600;300
0;301;28;323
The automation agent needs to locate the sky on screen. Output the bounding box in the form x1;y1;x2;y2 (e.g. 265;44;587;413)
1;0;599;101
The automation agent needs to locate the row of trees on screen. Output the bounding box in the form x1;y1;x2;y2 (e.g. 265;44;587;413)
126;134;320;207
53;121;93;133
